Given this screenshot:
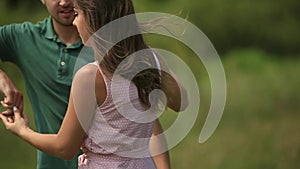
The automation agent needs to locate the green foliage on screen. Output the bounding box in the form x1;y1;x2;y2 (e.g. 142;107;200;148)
2;0;300;55
135;0;300;56
166;49;300;169
4;0;41;9
0;0;47;24
1;1;299;169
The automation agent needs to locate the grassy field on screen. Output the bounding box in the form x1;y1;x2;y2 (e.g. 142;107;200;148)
1;49;300;169
1;0;300;168
161;49;300;169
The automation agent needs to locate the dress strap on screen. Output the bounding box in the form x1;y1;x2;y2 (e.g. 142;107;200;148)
152;51;162;76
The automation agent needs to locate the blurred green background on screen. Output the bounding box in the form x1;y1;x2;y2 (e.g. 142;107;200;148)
1;0;300;168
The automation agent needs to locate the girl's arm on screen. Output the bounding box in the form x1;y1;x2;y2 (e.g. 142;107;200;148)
158;56;188;112
150;119;171;169
13;93;85;160
161;70;188;112
0;64;98;160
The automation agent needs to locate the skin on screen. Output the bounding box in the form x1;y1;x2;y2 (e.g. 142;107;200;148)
1;0;79;113
0;70;23;113
0;60;186;160
1;1;187;168
40;0;80;46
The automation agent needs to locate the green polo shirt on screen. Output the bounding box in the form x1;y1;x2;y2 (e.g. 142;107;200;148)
0;17;93;169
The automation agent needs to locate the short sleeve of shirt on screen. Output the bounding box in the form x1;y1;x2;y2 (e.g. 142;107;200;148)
0;22;34;63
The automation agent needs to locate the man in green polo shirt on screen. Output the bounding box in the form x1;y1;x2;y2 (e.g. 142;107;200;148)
0;0;171;169
0;0;84;168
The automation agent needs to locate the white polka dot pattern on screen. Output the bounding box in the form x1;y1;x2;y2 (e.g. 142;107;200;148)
79;62;156;168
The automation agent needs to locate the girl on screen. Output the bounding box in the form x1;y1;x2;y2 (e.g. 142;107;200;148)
0;0;188;168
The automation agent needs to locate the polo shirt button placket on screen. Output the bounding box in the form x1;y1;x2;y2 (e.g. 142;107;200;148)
61;48;68;67
58;47;69;75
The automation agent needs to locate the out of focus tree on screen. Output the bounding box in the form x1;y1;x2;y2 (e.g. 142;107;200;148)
187;0;300;55
5;0;41;9
135;0;300;56
4;0;300;56
6;0;18;8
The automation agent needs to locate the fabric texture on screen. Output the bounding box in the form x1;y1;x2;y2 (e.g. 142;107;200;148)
0;16;93;169
78;62;156;169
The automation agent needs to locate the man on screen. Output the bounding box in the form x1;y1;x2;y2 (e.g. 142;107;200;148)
0;0;170;168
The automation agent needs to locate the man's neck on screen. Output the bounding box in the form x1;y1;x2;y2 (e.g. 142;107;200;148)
53;21;80;47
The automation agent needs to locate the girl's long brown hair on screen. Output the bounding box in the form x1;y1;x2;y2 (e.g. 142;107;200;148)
73;0;162;108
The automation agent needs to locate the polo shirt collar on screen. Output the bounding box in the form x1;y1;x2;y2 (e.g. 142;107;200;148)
44;16;58;41
43;16;83;48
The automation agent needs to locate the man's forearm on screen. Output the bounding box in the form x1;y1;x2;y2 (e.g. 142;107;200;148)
0;69;23;111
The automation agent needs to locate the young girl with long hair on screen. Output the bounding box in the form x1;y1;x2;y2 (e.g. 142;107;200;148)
0;0;188;168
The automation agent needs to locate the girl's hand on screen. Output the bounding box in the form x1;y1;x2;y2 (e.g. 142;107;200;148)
0;106;29;136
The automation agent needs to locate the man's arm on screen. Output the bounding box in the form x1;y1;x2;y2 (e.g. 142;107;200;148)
0;69;23;113
0;24;22;111
150;119;171;169
0;65;97;160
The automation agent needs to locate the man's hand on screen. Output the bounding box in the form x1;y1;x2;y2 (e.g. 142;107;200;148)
0;70;23;114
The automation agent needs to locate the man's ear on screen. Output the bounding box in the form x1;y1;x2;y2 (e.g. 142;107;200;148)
41;0;45;5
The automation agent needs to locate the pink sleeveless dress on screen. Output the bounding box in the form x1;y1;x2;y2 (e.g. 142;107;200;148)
78;62;157;169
